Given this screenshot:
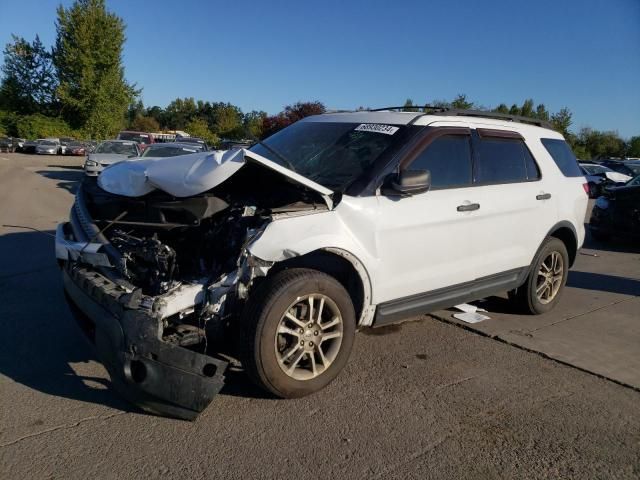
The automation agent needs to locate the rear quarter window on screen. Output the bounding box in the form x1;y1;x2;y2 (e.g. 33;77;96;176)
541;138;583;177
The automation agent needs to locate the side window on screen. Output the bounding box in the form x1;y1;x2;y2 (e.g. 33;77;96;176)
541;138;582;177
475;136;540;184
409;135;472;189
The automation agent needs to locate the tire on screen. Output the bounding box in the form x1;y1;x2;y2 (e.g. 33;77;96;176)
238;268;356;398
510;237;569;315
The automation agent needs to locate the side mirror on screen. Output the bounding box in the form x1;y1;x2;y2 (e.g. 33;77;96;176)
383;169;431;196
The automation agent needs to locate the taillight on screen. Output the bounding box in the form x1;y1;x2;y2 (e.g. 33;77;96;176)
582;183;590;195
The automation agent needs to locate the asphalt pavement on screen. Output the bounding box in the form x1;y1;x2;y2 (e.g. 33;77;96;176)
1;153;639;479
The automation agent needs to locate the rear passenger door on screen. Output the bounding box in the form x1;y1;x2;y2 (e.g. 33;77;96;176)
470;129;555;278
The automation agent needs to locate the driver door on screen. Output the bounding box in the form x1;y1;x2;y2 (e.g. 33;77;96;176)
374;129;482;304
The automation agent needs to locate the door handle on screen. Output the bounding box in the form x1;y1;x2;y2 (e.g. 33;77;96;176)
457;203;480;212
536;193;552;200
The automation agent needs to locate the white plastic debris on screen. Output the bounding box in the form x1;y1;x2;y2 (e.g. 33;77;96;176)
453;312;491;324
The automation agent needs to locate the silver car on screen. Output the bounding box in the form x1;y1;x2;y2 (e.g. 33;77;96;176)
36;140;60;155
84;140;140;176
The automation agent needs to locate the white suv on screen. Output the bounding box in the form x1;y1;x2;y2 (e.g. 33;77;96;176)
56;108;589;419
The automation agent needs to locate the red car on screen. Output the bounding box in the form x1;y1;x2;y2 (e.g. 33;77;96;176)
65;141;88;156
117;130;155;151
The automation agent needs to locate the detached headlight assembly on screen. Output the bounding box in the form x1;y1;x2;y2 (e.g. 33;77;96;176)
595;197;609;210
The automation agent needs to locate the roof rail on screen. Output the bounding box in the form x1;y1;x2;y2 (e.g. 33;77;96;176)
432;109;554;129
369;105;448;113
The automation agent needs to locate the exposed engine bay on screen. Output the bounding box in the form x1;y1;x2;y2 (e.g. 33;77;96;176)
83;163;328;299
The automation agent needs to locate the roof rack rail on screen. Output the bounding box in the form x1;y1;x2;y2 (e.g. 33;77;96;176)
368;105;448;113
432;109;554;129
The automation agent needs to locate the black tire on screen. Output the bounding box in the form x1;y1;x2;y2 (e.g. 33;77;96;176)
238;268;356;398
510;237;569;315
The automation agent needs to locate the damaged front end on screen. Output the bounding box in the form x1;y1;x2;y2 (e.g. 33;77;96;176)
56;151;330;419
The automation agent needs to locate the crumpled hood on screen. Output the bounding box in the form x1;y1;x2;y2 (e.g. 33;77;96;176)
98;149;334;208
604;171;632;183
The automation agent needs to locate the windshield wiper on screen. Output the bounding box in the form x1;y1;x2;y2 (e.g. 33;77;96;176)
256;141;296;172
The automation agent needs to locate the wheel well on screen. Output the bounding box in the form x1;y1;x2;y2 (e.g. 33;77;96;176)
549;226;577;266
266;250;365;322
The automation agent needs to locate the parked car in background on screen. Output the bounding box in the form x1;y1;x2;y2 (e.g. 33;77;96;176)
220;139;254;150
57;109;588;419
117;131;155;151
590;174;640;241
83;140;140;176
23;139;45;153
65;141;88;156
174;136;209;150
0;137;17;152
600;159;640;178
579;162;631;198
140;142;206;158
36;139;61;155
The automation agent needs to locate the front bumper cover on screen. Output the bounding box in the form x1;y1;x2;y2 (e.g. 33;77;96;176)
61;263;228;420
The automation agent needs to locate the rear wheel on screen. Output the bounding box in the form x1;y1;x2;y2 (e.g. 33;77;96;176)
510;237;569;314
239;268;356;398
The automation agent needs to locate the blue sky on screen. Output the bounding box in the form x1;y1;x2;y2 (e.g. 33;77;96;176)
2;0;639;137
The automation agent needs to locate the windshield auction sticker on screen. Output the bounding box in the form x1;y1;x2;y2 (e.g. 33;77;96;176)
354;124;399;135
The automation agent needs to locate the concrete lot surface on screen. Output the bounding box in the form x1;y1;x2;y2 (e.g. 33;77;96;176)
1;154;639;479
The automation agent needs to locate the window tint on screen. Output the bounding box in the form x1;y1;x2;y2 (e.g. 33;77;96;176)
409;135;472;189
541;138;582;177
475;137;540;184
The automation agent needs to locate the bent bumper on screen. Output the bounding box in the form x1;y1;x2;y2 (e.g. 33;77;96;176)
61;264;227;420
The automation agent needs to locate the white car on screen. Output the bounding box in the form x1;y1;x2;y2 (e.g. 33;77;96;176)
579;162;632;197
56;108;588;419
83;140;140;176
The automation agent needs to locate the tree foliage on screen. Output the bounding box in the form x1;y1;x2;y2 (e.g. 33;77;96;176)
0;35;57;115
261;101;325;139
185;117;219;146
130;115;159;132
54;0;136;138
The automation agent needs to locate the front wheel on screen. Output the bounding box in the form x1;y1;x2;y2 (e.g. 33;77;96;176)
510;237;569;315
239;268;356;398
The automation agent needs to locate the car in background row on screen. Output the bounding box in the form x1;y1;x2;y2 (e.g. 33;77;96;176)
600;159;640;178
140;142;206;158
84;140;140;176
590;174;640;241
36;139;61;155
174;136;209;150
117;131;155;151
65;141;89;156
0;137;25;153
579;162;631;198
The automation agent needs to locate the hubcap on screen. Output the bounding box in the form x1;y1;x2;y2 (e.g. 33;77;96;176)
275;294;343;381
536;251;564;304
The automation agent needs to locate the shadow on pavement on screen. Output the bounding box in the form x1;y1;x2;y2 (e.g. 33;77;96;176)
582;224;640;254
0;229;266;413
36;169;84;195
567;271;640;296
0;230;135;413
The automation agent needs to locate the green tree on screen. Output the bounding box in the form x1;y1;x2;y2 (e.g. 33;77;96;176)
535;103;549;121
185;117;218;146
15;113;73;139
450;94;474;109
54;0;136;138
130;115;159;132
0;35;57;115
626;136;640;157
550;107;572;137
243;110;266;139
402;99;418;112
165;97;198;129
492;103;510;114
211;102;244;138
